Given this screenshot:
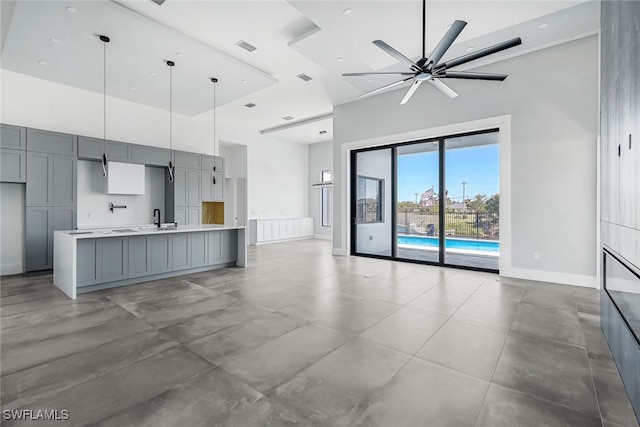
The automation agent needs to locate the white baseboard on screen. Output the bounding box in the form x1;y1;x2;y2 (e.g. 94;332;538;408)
251;236;314;246
314;234;333;241
501;266;598;288
1;263;23;276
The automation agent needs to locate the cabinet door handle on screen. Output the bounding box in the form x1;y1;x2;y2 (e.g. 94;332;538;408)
213;176;216;185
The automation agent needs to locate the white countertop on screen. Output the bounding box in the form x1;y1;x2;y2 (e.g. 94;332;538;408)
56;224;245;239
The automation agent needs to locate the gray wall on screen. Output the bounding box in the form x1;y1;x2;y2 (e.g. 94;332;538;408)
308;140;333;238
600;0;640;269
333;36;599;286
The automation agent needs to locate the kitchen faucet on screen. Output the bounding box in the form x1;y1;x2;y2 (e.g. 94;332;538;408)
153;209;161;228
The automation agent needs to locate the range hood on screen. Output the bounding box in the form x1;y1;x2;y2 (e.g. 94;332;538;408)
106;161;145;195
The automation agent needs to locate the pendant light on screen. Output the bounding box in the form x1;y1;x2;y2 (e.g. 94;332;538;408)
167;60;175;182
210;77;218;184
99;35;110;177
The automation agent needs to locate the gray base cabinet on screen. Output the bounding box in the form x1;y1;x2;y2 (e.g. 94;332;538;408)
190;232;207;268
208;230;237;265
77;239;101;287
128;236;150;278
172;233;190;271
101;238;128;282
149;235;172;274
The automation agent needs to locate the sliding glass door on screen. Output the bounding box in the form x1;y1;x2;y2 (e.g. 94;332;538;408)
351;129;499;272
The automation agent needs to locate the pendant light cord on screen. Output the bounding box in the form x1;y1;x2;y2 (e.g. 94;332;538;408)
103;40;107;147
213;81;216;157
169;65;173;151
422;0;426;59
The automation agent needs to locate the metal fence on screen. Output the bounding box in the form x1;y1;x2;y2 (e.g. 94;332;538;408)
397;210;499;240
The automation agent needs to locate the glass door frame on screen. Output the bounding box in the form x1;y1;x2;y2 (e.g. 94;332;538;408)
349;127;499;273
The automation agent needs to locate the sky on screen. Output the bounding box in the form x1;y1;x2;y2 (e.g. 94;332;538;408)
397;144;499;203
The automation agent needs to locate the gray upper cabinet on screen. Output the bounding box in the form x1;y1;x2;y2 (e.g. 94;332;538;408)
78;136;132;163
174;207;188;227
188;169;201;206
202;155;224;172
132;144;171;167
53;207;76;232
27;128;77;155
174;150;201;169
1;124;26;150
174;167;189;206
1;148;26;183
27;153;76;207
26;152;53;206
188;207;201;226
201;171;224;202
52;155;77;206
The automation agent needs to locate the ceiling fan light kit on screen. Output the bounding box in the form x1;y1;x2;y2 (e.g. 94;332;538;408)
343;0;522;104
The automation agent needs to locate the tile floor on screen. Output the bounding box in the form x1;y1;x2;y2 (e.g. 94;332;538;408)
1;239;638;427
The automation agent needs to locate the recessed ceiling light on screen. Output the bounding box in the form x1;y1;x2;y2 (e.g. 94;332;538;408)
236;40;257;53
38;60;48;65
245;103;256;108
65;6;79;13
149;71;157;76
242;80;248;83
50;38;62;44
368;79;373;83
129;86;136;91
466;46;474;52
336;57;344;62
343;8;353;16
176;52;184;57
297;73;313;82
538;23;549;29
282;116;294;121
188;104;195;108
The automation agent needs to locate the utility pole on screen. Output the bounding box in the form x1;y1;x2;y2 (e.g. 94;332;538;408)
414;192;419;206
462;181;467;204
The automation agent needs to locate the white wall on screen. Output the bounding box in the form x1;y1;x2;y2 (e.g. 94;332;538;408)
308;140;333;238
76;161;165;228
0;183;24;275
333;36;599;287
355;148;392;254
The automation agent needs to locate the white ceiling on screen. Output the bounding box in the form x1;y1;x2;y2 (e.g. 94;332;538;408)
1;0;600;144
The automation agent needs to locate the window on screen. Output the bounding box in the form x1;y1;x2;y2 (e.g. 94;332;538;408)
356;176;384;223
321;170;332;227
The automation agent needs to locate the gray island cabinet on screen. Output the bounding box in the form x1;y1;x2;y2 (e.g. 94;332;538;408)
54;225;246;299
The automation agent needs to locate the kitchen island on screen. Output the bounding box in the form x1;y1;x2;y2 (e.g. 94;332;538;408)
54;224;246;299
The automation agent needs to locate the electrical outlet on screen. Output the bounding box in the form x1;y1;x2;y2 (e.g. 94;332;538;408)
533;251;540;260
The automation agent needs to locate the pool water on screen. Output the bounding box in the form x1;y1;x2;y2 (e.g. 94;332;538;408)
397;235;499;253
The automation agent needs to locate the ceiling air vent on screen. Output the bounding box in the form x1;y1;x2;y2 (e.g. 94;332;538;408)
150;0;166;5
235;40;257;52
282;116;294;121
297;73;313;82
319;130;327;134
245;103;256;108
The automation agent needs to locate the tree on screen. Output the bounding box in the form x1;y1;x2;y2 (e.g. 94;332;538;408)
398;201;416;210
467;194;487;212
485;194;499;215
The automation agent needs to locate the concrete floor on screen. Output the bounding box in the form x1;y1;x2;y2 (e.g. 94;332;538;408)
1;239;638;427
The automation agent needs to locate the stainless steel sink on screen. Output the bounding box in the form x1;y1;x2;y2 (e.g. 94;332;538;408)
112;229;139;233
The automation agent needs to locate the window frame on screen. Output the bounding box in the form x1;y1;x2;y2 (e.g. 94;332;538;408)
356;175;384;224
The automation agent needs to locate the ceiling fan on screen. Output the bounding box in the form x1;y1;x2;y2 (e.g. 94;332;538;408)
343;0;522;104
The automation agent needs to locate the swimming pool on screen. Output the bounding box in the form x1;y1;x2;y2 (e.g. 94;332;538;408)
397;235;499;253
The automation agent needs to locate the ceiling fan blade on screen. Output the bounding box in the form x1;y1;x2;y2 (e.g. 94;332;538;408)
400;79;423;105
343;72;416;77
428;78;458;98
434;37;522;71
358;77;414;98
372;40;418;69
426;20;467;69
435;71;508;81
